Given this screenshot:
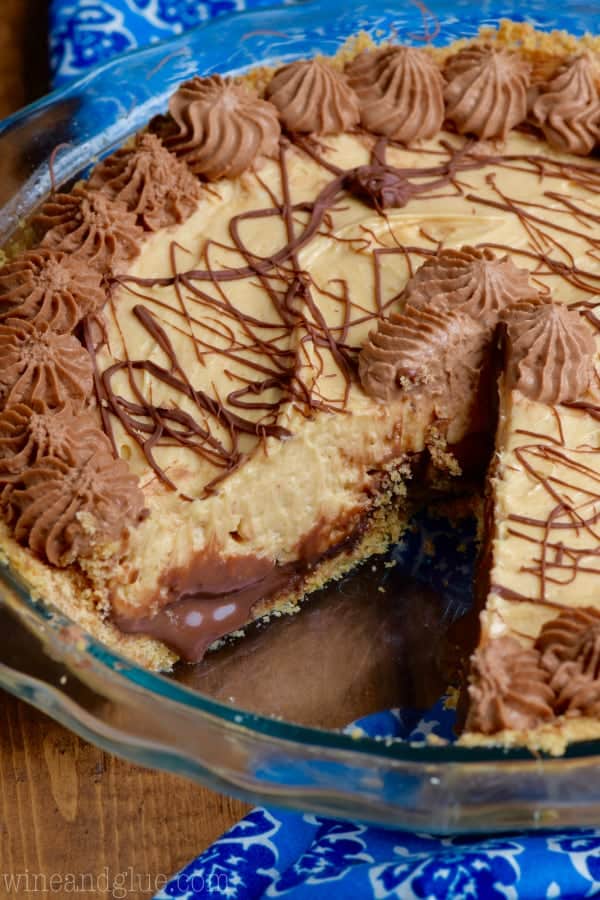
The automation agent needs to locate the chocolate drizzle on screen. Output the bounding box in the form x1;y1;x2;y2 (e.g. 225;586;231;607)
4;38;600;690
87;124;600;508
490;384;600;609
97;139;500;497
94;303;292;496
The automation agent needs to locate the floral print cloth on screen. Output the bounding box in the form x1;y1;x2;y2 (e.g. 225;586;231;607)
50;0;289;83
155;702;600;898
156;788;600;899
157;505;599;900
48;2;600;897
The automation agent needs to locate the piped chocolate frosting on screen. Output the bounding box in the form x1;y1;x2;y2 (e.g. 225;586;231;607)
35;187;143;272
402;246;538;328
531;54;600;156
165;75;281;180
503;297;596;404
359;304;488;405
536;608;600;718
0;249;105;332
0;403;104;477
444;45;530;140
88;132;203;231
0;320;93;411
466;636;554;734
346;46;444;142
266;59;360;134
1;443;146;567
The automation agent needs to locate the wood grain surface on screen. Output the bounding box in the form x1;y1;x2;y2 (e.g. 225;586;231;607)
0;5;249;898
0;0;51;118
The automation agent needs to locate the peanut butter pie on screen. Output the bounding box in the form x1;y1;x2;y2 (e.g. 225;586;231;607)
1;21;600;754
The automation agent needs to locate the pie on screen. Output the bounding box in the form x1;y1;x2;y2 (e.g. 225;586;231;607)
1;21;600;754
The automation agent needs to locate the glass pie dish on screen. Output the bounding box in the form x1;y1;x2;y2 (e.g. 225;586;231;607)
1;0;600;834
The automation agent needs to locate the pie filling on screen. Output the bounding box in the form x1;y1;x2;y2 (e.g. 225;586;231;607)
1;23;600;752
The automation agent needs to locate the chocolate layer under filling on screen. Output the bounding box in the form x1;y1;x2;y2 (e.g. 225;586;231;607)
113;515;370;660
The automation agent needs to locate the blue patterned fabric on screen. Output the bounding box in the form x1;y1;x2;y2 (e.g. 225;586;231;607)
47;2;600;897
154;506;599;900
153;698;600;898
156;802;600;899
50;0;293;84
154;690;600;898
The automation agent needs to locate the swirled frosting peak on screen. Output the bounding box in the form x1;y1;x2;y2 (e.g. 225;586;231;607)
0;320;93;411
536;608;600;718
345;46;444;142
503;297;596;404
35;187;143;272
165;75;281;180
88;133;203;230
1;441;146;566
402;247;538;328
444;45;530;140
0;249;105;333
0;403;104;477
359;304;487;404
532;54;600;156
266;59;360;134
466;636;554;734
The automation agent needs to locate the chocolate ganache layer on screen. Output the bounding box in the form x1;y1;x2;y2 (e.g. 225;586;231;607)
1;23;600;752
113;511;372;661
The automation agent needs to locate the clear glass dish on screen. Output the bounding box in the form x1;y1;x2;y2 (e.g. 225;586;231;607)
1;0;600;833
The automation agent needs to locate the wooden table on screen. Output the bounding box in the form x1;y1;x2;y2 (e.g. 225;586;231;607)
0;5;249;898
